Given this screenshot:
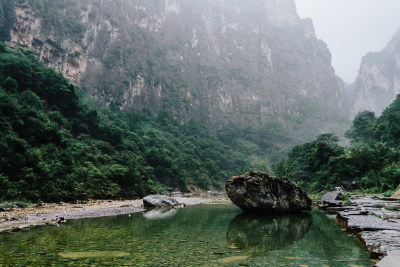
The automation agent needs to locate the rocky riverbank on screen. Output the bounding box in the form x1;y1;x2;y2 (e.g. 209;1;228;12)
319;191;400;266
0;196;227;233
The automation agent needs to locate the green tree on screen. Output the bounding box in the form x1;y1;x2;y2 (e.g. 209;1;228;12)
2;76;18;93
345;111;376;144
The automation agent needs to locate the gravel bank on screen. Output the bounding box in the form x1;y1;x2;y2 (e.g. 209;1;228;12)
0;196;230;233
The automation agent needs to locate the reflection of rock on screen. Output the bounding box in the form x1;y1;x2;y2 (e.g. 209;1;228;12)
226;212;312;255
143;195;180;208
143;209;178;220
225;172;311;213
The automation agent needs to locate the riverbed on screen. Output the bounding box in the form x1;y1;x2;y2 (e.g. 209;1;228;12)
0;204;373;266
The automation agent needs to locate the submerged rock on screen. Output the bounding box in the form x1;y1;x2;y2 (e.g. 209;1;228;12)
143;195;180;208
59;251;130;259
216;256;249;264
225;172;311;213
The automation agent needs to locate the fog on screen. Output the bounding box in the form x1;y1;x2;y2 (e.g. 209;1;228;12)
296;0;400;83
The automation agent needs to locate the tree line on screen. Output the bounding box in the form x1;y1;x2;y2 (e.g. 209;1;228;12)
273;97;400;196
0;42;254;202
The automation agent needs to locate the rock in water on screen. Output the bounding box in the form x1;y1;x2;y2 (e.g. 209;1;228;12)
225;172;311;213
143;195;180;208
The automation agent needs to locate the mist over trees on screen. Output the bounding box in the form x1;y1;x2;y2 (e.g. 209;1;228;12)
0;43;257;202
274;95;400;195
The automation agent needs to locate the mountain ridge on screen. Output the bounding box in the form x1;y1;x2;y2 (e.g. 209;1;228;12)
2;0;346;132
350;28;400;117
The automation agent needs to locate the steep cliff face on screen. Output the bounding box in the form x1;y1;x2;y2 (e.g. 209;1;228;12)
351;29;400;117
3;0;343;129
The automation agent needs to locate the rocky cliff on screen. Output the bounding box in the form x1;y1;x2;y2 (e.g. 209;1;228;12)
2;0;344;130
351;29;400;117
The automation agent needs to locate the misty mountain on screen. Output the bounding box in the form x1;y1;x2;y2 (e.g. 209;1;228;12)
1;0;348;137
351;28;400;117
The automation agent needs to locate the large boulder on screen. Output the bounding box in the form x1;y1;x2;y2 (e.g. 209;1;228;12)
225;172;311;213
143;195;180;208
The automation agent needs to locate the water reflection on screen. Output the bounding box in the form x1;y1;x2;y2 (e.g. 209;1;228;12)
143;208;178;220
226;212;312;255
0;206;372;266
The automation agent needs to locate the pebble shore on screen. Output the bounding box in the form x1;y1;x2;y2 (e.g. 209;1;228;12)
0;197;226;233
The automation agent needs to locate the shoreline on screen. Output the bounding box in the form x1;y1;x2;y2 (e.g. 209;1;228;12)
3;193;397;264
318;192;400;265
0;196;230;233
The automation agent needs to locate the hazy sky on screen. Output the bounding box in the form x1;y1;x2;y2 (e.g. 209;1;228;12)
295;0;400;83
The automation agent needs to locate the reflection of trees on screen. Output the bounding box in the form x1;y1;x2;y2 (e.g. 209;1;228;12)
226;212;312;256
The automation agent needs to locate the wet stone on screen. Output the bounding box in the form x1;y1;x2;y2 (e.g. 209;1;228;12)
357;231;400;258
375;250;400;267
337;213;400;231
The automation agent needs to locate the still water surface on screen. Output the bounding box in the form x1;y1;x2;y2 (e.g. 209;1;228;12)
0;205;373;266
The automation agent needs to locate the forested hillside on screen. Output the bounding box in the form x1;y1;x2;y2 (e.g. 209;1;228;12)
2;0;350;145
274;95;400;195
0;43;282;202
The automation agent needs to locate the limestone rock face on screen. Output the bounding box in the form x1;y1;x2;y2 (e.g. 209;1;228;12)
143;195;180;208
1;0;344;130
351;29;400;118
225;172;311;213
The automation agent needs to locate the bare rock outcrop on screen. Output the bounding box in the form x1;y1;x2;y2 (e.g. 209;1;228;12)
2;0;344;130
225;172;311;213
350;29;400;118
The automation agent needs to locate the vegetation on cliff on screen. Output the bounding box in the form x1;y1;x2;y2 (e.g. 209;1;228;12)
274;96;400;195
0;43;267;202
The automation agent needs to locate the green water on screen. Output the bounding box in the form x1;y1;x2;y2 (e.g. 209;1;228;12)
0;205;373;266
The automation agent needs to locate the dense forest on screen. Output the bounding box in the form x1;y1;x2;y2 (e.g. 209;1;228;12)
1;41;398;202
0;42;292;202
274;98;400;196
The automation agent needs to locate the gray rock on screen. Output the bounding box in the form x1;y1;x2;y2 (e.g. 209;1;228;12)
375;250;400;267
225;172;311;213
319;190;345;208
143;195;180;208
357;231;400;258
337;213;400;231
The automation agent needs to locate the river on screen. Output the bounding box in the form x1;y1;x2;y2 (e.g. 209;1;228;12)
0;204;373;266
